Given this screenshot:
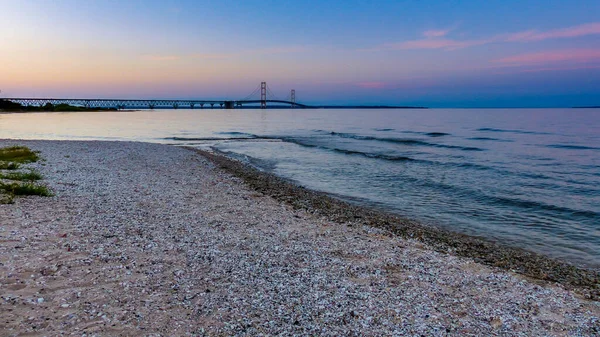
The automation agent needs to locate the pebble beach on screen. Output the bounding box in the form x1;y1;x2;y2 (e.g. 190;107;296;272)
1;140;599;336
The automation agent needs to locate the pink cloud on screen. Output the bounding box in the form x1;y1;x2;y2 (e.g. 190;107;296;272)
516;64;600;73
392;38;488;50
505;22;600;41
366;22;600;52
423;29;451;38
356;81;387;89
494;49;600;65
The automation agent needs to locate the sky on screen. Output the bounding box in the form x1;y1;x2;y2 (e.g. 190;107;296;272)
1;0;599;107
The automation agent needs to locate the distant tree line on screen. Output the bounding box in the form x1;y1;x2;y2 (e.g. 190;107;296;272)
0;99;117;112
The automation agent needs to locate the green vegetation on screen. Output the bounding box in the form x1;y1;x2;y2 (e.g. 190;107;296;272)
0;193;14;204
0;100;23;110
0;182;52;197
0;145;51;204
0;99;117;112
0;170;43;181
0;162;20;170
0;146;40;163
53;103;103;112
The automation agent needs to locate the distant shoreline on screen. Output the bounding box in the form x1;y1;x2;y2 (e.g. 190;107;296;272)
0;109;137;114
0;100;118;113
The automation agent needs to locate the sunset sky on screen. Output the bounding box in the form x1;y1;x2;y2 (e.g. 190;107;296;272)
1;0;599;107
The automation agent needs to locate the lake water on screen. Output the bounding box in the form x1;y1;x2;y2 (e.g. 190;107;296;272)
1;108;599;267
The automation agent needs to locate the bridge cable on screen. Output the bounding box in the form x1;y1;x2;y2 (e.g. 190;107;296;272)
240;83;261;101
240;86;259;101
265;84;279;100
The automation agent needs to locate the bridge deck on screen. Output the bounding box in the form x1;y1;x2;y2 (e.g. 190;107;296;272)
4;98;308;109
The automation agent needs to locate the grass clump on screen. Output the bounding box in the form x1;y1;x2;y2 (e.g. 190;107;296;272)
0;146;40;163
0;170;43;181
0;182;52;197
0;192;14;204
0;161;20;170
0;145;51;204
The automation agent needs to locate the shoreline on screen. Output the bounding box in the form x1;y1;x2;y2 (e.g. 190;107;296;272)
1;139;598;335
0;109;138;114
190;147;600;299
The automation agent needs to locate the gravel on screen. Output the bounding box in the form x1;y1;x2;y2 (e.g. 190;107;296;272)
196;148;600;300
0;140;598;336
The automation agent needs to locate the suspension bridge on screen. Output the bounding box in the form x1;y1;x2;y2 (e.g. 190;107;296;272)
3;82;309;110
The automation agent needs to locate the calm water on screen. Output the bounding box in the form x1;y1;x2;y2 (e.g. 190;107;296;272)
1;108;599;267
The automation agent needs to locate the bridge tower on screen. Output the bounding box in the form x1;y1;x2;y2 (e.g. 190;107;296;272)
260;81;267;109
291;89;296;109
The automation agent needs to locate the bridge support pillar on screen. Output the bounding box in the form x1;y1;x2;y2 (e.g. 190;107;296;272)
200;104;204;109
190;103;195;109
210;103;214;109
173;103;179;109
291;89;296;109
224;101;235;109
260;81;267;109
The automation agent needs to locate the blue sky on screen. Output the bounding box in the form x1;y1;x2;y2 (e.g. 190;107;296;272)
1;0;599;107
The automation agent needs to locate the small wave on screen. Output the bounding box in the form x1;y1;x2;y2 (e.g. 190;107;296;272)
165;135;283;142
425;132;450;137
477;127;550;135
546;144;599;150
282;138;416;162
485;195;599;220
374;128;395;131
165;136;257;141
327;132;483;151
283;139;318;148
401;130;450;137
455;162;493;170
452;146;483;151
331;148;415;161
468;137;513;142
216;131;256;136
284;138;493;167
